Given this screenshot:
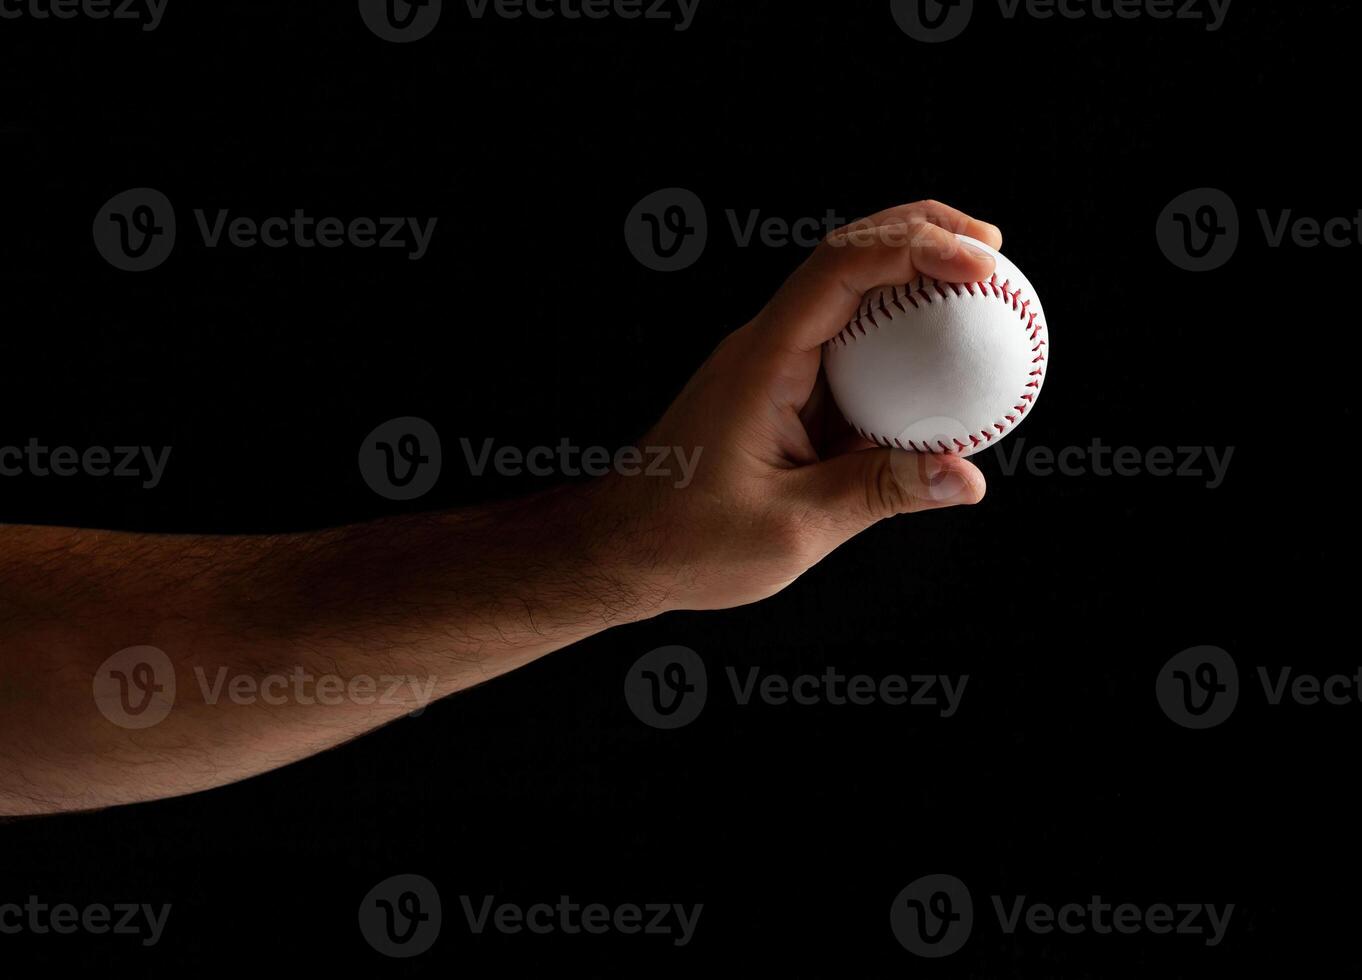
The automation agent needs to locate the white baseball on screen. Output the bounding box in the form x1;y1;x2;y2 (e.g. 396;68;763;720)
824;234;1049;457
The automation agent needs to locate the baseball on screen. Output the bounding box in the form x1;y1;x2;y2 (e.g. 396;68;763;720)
824;234;1049;457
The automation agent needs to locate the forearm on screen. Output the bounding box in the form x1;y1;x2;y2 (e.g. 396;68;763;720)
0;479;664;815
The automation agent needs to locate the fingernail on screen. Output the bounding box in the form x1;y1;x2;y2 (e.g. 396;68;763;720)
891;451;975;506
919;454;972;504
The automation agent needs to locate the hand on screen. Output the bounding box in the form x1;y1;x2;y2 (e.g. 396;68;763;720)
600;201;1004;611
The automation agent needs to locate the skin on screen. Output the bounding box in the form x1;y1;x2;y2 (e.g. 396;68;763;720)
0;201;1002;816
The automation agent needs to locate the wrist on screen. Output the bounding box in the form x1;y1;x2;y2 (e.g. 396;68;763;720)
567;473;684;622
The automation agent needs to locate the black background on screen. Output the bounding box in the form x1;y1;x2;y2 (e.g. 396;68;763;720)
1;0;1355;974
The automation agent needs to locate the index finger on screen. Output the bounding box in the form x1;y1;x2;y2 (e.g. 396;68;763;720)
841;200;1003;251
759;204;1003;353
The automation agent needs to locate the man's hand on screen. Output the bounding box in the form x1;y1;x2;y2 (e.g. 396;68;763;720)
599;200;1000;610
0;201;1001;815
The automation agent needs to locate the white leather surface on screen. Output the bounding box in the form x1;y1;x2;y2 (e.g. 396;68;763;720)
824;234;1049;457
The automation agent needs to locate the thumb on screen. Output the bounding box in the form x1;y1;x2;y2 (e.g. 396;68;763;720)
792;448;987;537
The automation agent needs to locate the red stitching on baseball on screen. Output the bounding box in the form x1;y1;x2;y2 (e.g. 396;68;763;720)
828;272;1048;455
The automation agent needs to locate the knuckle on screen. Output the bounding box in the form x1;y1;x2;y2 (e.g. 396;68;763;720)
869;453;918;516
824;216;878;250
